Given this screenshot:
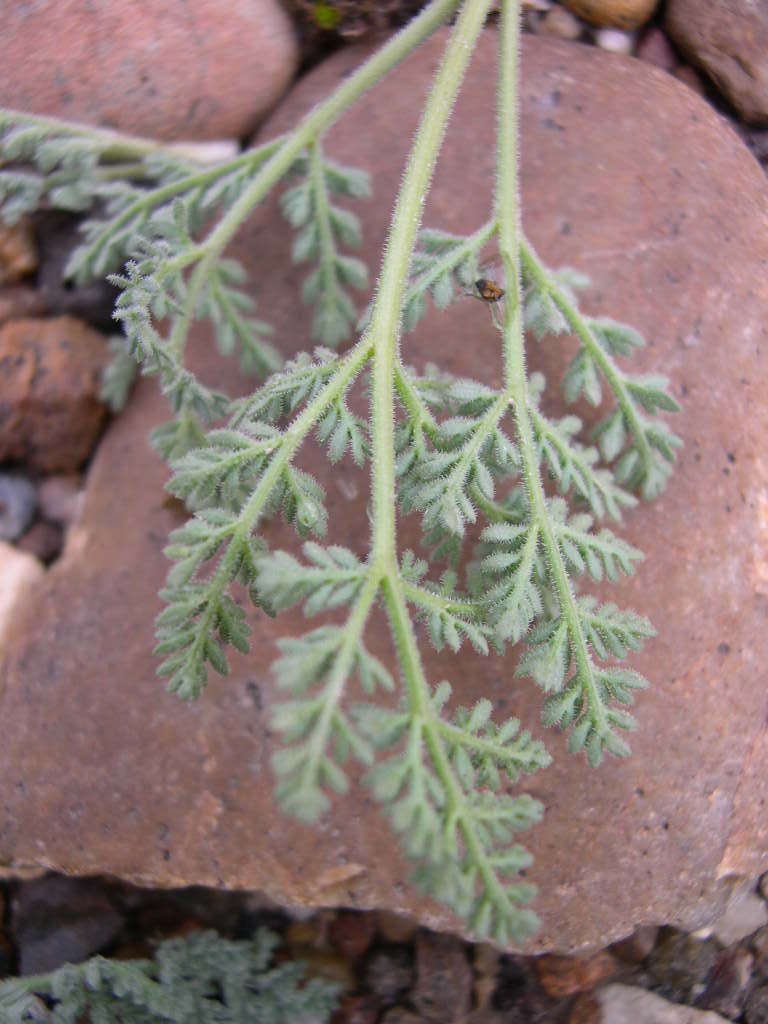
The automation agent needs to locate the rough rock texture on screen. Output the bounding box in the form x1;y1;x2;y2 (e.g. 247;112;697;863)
1;35;767;953
561;0;658;29
0;317;108;471
0;0;298;141
666;0;768;124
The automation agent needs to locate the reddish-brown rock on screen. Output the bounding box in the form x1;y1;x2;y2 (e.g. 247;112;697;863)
666;0;768;124
0;0;298;141
0;317;108;471
535;951;617;998
636;27;678;73
0;221;37;286
0;34;767;953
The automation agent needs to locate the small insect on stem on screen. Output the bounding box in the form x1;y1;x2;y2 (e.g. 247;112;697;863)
474;276;505;330
474;277;505;303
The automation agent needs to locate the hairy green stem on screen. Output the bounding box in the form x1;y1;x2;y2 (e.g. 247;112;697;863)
366;0;528;934
370;0;495;566
300;571;381;782
496;1;606;734
308;138;340;325
393;366;440;435
402;580;483;620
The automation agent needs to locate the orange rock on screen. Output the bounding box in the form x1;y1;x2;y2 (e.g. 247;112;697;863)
0;220;37;286
0;316;108;471
535;951;617;998
561;0;657;29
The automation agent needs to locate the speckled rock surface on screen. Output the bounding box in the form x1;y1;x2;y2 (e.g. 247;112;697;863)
0;0;299;140
0;34;767;953
665;0;768;124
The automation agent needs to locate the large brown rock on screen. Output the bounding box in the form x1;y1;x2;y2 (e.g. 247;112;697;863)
1;34;767;952
0;0;298;141
666;0;768;124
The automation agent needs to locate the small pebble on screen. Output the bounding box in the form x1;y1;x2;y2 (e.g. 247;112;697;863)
646;931;719;1003
697;946;753;1019
537;6;583;40
16;521;64;564
611;924;660;964
0;542;44;640
746;985;768;1024
636;26;678;72
375;910;418;944
364;946;414;1004
0;219;37;285
594;27;636;53
0;473;37;541
378;1010;423;1024
535;950;617;998
328;910;376;961
37;474;83;526
332;993;380;1024
712;887;768;946
12;874;125;974
412;931;473;1023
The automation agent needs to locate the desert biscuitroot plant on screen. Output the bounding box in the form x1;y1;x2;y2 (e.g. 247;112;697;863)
0;928;339;1024
0;0;681;943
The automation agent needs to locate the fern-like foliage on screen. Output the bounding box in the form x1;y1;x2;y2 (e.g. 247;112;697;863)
398;375;519;539
356;681;551;943
521;244;682;499
0;0;685;943
281;141;370;346
0;928;339;1024
0;110;186;224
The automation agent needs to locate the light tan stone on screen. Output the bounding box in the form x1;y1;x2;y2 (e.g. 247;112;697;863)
0;542;44;647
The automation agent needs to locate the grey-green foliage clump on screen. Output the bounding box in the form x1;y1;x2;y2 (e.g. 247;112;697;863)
0;0;682;945
0;928;340;1024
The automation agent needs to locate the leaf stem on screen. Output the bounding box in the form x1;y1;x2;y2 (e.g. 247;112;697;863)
185;335;373;663
369;0;495;567
300;571;381;779
402;579;483;619
496;1;607;734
